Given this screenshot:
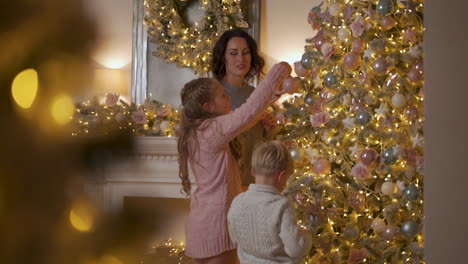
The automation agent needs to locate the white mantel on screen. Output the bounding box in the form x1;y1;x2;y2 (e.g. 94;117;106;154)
86;136;190;213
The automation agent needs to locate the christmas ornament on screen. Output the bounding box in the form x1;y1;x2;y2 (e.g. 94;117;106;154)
381;181;397;195
349;191;366;209
294;61;309;77
371;218;386;233
382;147;398;165
408;67;423;82
304;93;315;105
343;224;360;241
391;93;407;108
328;2;342;17
403;184;421;201
355;111;372;125
282;77;300;94
314;32;326;50
401;220;419;238
372;57;389;76
338;28;351;41
381;16;396;30
351;39;366;53
290;147;305;161
377;0;394;15
404;106;419;121
343;52;362;71
382;225;400;240
359;148;377;166
313;159;331;175
324;72;339;88
301;51;319;69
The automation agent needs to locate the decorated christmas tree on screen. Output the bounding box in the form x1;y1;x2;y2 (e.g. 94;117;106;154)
277;0;425;263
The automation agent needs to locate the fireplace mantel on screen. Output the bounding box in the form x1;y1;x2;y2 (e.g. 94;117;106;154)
85;136;191;213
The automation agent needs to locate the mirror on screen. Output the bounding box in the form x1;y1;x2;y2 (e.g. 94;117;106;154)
131;0;260;106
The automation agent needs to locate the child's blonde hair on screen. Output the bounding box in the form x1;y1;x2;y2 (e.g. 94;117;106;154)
251;141;294;176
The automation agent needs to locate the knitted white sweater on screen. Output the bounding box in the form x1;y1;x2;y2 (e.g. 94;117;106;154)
227;184;312;264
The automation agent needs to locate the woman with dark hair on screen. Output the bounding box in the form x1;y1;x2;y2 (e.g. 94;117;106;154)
211;29;278;188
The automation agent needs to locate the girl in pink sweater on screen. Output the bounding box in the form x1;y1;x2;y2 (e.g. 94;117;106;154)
177;62;291;264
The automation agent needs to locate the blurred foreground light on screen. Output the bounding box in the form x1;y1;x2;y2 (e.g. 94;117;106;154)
11;68;38;109
51;95;75;125
69;201;94;232
99;255;123;264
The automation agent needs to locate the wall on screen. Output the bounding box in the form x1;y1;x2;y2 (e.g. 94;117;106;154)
260;0;321;73
83;0;133;99
424;0;468;262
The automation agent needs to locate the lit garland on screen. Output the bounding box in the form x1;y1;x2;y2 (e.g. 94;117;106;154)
144;0;248;74
71;94;180;137
141;238;190;264
277;0;425;263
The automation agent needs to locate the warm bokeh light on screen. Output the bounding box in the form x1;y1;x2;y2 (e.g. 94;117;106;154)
99;255;123;264
100;57;129;69
11;68;39;109
69;201;94;232
51;95;75;125
91;46;130;69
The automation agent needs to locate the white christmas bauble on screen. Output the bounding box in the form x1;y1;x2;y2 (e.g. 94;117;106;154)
381;181;397;196
328;3;342;17
371;218;386;233
338;28;351;41
391;93;406;108
160;120;171;131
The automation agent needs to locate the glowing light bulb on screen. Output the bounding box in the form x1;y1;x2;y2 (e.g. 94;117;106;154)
11;68;38;109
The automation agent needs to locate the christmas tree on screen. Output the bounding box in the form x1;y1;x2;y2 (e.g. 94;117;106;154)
278;0;424;263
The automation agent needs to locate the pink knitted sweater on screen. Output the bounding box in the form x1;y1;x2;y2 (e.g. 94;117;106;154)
185;65;288;258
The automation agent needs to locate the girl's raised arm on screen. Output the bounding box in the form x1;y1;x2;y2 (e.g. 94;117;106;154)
204;62;291;150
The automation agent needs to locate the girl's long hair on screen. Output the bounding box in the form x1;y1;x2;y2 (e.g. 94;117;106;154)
177;78;216;196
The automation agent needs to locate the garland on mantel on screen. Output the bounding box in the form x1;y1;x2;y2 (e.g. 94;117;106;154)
144;0;248;74
71;94;180;137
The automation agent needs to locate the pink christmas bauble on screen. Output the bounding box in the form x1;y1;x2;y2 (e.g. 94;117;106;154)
405;106;419;121
414;60;423;71
359;148;377;166
294;61;309;77
343;52;362;71
381;16;397;30
313;159;331;175
314;35;326;50
382;226;400;240
372;58;389;76
351;39;365;53
408;68;423;82
371;218;386;233
282;77;300;94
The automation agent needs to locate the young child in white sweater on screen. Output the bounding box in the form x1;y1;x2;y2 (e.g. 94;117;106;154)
227;141;312;264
